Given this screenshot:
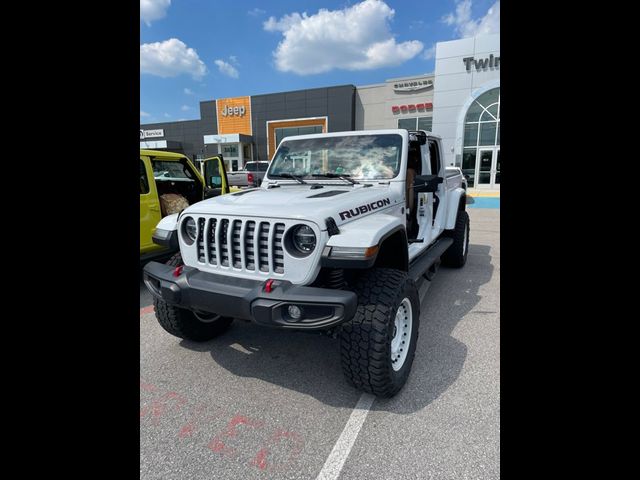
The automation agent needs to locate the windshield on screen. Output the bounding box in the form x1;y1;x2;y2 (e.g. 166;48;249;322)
151;160;194;180
269;134;403;180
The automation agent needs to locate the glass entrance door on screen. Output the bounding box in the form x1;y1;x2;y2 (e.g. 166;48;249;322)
476;148;500;189
220;143;240;171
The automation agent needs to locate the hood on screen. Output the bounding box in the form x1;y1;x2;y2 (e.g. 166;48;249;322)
183;184;398;229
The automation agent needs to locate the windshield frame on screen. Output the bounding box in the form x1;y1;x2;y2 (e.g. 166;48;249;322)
265;129;408;184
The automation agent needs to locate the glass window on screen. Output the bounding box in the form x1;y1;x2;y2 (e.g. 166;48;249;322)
221;144;238;157
417;116;433;132
477;88;499;108
204;158;222;188
497;124;500;145
479;122;497;146
271;134;403;180
464;123;479;146
243;144;252;160
462;148;477;187
398;118;417;130
275;125;323;147
151;160;194;181
465;102;483;122
140;160;149;194
480;109;497;122
486;103;498;119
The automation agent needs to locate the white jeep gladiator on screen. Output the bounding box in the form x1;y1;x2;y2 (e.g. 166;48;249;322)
143;129;469;397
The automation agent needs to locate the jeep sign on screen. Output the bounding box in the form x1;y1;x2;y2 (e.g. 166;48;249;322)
221;105;246;117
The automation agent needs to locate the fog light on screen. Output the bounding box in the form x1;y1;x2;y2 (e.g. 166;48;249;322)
288;305;303;320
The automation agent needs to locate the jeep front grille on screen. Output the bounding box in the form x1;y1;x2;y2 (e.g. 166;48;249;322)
194;216;286;275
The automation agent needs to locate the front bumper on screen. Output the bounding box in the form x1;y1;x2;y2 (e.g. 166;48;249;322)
143;262;357;330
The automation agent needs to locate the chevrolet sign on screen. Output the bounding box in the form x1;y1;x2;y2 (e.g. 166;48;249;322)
393;79;433;92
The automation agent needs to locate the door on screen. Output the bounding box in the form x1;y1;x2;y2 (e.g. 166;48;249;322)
220;143;240;171
140;158;163;253
203;156;230;198
476;148;500;189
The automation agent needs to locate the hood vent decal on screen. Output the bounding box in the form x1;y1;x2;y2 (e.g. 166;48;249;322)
307;190;349;198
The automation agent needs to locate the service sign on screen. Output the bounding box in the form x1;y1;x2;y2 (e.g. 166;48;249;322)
140;129;164;139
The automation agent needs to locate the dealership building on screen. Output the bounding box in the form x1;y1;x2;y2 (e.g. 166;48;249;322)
141;33;499;188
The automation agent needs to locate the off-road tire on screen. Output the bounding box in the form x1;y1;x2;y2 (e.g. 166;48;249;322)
442;209;470;268
153;253;234;341
339;268;420;397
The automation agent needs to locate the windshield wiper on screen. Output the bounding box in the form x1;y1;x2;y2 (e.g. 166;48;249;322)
311;173;359;185
270;173;308;184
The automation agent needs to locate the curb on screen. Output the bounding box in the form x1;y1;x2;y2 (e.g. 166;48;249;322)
467;191;500;198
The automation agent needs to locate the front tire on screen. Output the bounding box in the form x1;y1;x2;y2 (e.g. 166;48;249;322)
442;209;470;268
339;268;420;397
153;253;234;341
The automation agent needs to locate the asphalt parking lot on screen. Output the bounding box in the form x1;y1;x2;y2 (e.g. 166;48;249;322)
140;208;500;479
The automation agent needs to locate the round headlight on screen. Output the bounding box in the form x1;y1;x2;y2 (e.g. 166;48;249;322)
292;225;316;254
183;217;197;243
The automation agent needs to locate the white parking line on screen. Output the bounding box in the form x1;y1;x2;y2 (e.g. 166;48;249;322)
316;392;375;480
316;279;430;480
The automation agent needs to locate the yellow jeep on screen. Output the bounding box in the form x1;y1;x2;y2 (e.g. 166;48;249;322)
140;150;234;257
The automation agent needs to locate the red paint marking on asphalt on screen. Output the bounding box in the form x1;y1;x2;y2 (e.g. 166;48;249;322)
250;448;269;470
140;381;306;471
247;429;304;471
208;414;266;457
177;404;221;439
178;423;195;438
140;391;187;425
140;380;156;392
140;305;154;316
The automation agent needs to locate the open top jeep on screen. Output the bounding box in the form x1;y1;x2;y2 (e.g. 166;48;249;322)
143;129;469;397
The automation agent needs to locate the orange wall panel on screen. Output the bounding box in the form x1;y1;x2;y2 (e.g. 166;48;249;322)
216;96;252;135
267;118;327;159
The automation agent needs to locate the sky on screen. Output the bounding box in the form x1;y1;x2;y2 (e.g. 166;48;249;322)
140;0;500;123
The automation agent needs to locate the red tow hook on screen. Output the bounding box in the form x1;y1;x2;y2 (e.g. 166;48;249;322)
173;265;184;277
264;279;275;293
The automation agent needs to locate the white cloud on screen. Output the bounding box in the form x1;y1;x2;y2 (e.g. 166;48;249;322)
263;0;423;75
229;55;239;65
443;0;500;38
263;12;304;32
140;38;207;79
214;59;239;78
248;7;266;16
422;45;436;60
140;0;171;26
184;88;194;95
180;105;191;111
164;112;171;118
140;110;151;117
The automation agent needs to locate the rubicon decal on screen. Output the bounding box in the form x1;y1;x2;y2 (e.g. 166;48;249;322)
339;198;391;221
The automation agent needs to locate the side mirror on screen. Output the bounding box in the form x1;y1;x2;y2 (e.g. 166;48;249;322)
413;174;443;193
